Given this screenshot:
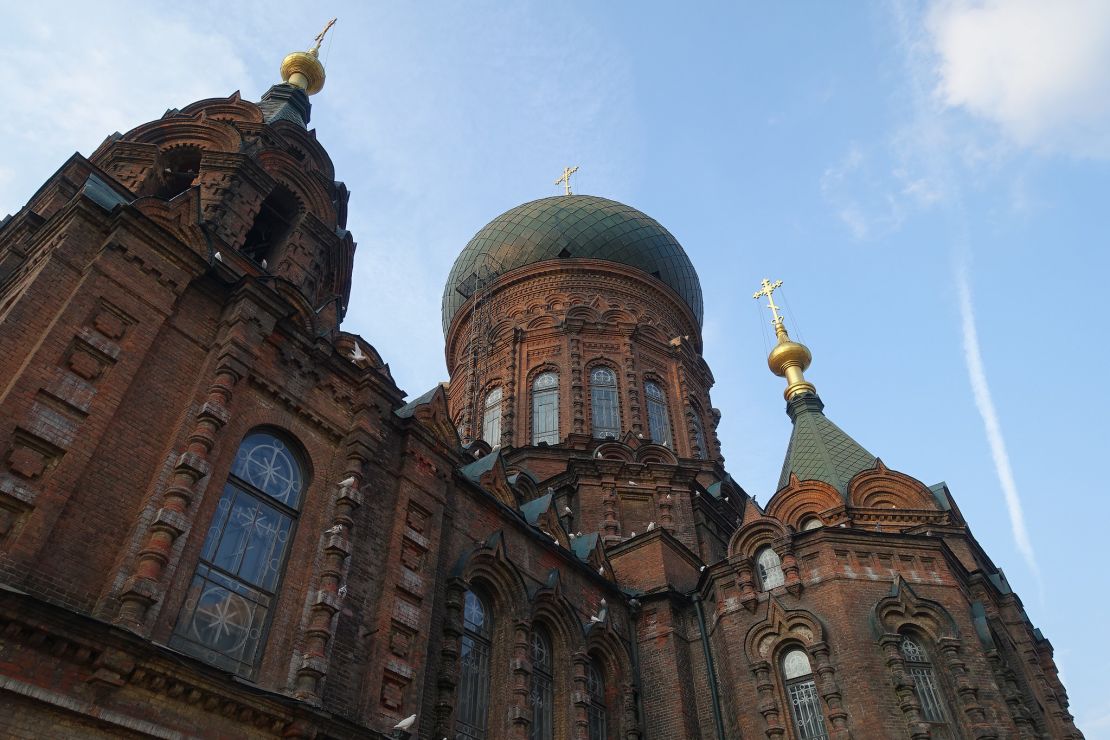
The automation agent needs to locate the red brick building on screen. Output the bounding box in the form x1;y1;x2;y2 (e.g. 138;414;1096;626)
0;40;1082;740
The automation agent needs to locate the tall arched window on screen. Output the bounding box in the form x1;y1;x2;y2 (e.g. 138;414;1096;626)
690;408;708;459
756;546;785;590
901;635;951;732
530;626;554;740
590;367;620;440
242;184;299;265
482;387;503;447
586;658;607;740
457;590;492;740
644;380;671;446
170;430;305;678
782;648;828;740
532;372;560;446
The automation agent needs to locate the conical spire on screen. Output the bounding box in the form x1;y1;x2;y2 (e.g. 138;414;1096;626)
754;278;876;497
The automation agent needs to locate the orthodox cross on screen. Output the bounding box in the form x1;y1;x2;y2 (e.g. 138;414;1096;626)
310;17;338;54
555;165;579;195
752;278;784;325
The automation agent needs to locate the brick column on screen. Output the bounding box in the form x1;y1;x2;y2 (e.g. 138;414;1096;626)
810;641;850;739
115;358;242;631
752;660;785;740
508;620;532;738
878;633;929;740
571;651;590;740
937;637;997;740
291;437;368;702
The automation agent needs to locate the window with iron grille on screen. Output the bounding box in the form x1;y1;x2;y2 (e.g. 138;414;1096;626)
587;659;607;740
901;635;951;729
170;431;305;678
644;381;671;446
590;367;620;440
482;387;503;446
782;649;828;740
456;591;492;740
756;546;785;590
532;372;560;445
530;627;554;740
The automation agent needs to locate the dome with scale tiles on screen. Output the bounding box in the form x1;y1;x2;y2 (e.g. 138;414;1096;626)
441;195;702;334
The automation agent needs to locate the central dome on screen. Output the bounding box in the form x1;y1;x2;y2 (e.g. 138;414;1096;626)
442;195;703;334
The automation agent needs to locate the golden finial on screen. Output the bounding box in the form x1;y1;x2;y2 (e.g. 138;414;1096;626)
280;18;337;96
754;278;816;400
555;166;579;195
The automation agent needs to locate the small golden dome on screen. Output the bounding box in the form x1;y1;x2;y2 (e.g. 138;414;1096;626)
767;337;812;377
280;50;326;95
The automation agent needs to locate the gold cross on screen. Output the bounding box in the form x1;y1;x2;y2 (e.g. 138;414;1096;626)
310;18;338;55
752;278;784;325
555;165;579;195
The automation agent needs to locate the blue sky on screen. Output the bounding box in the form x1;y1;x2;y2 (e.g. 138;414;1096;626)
3;1;1108;733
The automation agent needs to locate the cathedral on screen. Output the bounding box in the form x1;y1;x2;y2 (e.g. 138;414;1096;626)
0;32;1082;740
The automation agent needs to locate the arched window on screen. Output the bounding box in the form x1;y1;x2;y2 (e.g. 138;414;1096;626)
457;590;492;740
586;658;607;740
532;372;560;446
242;184;299;266
153;146;201;200
901;635;951;731
530;626;554;740
644;381;671;446
482;387;503;447
756;546;785;590
590;367;620;440
690;408;708;459
170;430;305;678
782;648;828;740
801;517;823;531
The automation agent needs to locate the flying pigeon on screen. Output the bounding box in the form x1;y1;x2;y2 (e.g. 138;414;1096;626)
349;343;368;364
339;476;357;488
394;714;416;731
647;522;655;531
213;251;223;262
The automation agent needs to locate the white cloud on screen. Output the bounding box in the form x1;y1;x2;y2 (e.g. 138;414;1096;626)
955;265;1041;586
0;3;255;212
928;0;1110;157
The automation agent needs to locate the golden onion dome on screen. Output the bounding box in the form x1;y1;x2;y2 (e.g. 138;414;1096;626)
767;336;812;377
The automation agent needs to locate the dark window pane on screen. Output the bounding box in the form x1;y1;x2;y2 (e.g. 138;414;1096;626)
590;367;620;439
457;591;492;740
645;382;670;446
533;372;559;445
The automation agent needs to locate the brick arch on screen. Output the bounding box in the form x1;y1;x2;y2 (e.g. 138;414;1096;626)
728;516;788;560
452;531;530;618
765;478;842;531
848;461;938;511
256;149;336;227
528;585;585;740
744;599;826;663
594;441;634;462
526;314;557;330
869;576;959;642
634;443;677;466
179;92;265;124
123;117;242;153
268;119;336;181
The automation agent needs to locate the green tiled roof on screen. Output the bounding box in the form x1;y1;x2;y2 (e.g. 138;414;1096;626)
442;195;702;334
777;393;876;497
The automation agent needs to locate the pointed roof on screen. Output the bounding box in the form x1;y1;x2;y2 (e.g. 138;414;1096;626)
778;393;876;498
258;84;312;127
